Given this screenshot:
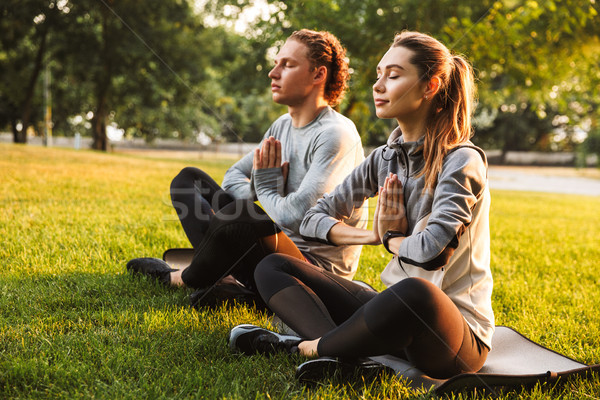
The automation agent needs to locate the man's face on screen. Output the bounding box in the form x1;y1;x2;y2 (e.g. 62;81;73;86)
268;39;316;107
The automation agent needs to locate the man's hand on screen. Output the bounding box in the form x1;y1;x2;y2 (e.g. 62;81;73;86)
375;173;408;241
253;136;289;184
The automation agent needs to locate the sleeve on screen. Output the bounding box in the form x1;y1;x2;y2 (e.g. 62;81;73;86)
398;147;487;270
299;149;382;243
253;127;364;234
220;150;256;200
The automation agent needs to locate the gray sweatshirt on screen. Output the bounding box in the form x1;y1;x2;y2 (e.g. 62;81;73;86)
222;106;367;278
300;127;495;349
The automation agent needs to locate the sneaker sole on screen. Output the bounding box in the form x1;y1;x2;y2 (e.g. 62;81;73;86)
296;357;395;384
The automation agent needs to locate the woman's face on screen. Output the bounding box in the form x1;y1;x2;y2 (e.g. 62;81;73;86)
372;46;428;121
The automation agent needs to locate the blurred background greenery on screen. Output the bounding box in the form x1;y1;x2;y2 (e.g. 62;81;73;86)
1;0;599;163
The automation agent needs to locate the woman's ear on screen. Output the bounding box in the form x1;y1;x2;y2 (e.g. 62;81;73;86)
424;76;441;99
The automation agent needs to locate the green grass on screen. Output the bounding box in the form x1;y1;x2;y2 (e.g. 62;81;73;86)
1;143;599;399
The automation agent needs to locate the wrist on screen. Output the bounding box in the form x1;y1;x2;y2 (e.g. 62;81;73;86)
370;230;382;245
382;230;405;254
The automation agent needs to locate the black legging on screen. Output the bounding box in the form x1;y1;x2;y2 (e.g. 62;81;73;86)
170;167;236;248
170;167;303;290
254;253;488;379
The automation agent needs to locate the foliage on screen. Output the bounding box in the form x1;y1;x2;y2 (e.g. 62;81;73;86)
1;144;599;398
583;128;600;166
252;0;600;149
0;0;281;149
0;0;65;142
55;0;221;149
1;1;599;154
472;104;557;161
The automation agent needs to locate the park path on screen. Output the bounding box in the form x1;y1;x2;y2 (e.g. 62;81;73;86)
2;134;599;196
488;166;600;196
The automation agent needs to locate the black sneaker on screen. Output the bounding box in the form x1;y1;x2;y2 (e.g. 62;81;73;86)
296;357;395;385
126;257;177;285
190;275;267;311
228;324;301;356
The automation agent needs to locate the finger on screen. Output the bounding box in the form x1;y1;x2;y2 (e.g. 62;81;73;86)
268;138;278;168
385;174;395;207
394;176;405;209
380;187;390;214
262;139;270;166
380;184;386;209
394;178;405;208
384;177;394;209
262;139;271;163
388;175;403;210
387;175;399;208
377;185;386;211
275;140;282;168
372;194;380;238
253;148;261;169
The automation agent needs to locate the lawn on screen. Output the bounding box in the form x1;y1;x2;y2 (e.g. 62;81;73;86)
1;143;599;399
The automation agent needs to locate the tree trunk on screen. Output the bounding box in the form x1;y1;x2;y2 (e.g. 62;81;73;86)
91;9;112;151
16;24;49;144
91;103;108;151
11;119;20;143
500;143;509;165
13;124;27;143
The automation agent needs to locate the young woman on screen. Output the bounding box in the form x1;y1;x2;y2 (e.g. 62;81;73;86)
127;30;366;306
229;31;494;379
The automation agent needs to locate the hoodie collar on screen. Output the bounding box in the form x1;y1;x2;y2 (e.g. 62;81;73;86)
387;127;424;154
385;127;425;176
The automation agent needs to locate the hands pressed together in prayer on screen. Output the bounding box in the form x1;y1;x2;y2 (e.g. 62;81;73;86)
297;174;407;358
253;137;289;184
252;140;407;253
372;174;408;250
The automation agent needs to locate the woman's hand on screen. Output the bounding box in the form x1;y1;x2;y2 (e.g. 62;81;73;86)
372;186;383;243
327;222;380;246
376;173;408;241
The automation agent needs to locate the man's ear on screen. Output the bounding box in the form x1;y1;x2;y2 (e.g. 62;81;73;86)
424;76;441;98
313;65;328;85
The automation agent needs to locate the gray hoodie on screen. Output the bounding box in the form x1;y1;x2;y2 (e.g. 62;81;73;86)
300;126;495;349
222;106;367;279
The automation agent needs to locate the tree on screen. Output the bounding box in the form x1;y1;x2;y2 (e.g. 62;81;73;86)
460;0;599;154
245;0;600;150
0;0;65;143
2;0;274;149
52;0;213;150
4;0;597;154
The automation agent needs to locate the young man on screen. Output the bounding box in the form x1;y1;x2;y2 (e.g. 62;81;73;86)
127;29;367;307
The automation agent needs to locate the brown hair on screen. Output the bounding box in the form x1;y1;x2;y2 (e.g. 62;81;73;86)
392;31;476;190
289;29;350;106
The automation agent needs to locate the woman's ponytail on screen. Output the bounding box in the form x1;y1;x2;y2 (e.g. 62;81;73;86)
393;32;477;191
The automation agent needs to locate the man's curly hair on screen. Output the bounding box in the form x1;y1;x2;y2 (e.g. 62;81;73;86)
289;29;350;106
